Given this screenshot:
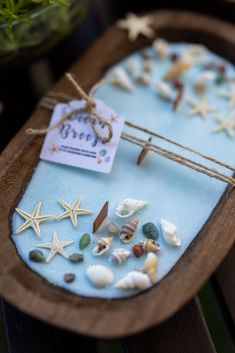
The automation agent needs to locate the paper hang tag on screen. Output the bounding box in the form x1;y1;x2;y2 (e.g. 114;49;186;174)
40;99;125;173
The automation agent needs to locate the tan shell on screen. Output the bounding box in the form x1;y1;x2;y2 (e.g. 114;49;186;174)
164;61;191;81
92;237;113;256
144;252;158;284
140;239;161;253
115;270;151;290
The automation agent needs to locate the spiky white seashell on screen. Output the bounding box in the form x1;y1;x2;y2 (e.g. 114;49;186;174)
127;58;139;79
160;219;181;247
115;271;151;290
183;44;207;64
153;38;169;59
144;252;158;284
109;248;131;264
155;81;175;100
115;198;148;218
86;265;114;288
92;237;113;256
111;67;134;91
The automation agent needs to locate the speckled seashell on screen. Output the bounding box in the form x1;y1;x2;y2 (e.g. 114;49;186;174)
144;252;158;284
92;237;113;256
86;265;114;288
127;58;139;79
183;44;207;64
115;271;151;290
108;222;120;234
137;72;151;85
164;61;191;81
111;67;134;91
119;219;139;243
140;239;161;253
160;219;181;247
110;248;131;264
155;81;175;100
194;70;216;93
153;38;169;59
115;198;148;218
143;59;154;73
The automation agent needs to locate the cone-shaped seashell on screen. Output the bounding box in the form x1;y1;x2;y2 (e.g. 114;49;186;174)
127;58;139;79
115;270;151;290
111;67;134;91
153;38;169;59
160;219;181;247
183;44;207;64
120;219;139;243
86;265;114;288
155;81;175;100
115;198;148;218
194;71;216;93
137;72;151;85
140;239;161;253
144;252;158;284
165;61;191;81
110;248;131;264
92;237;113;256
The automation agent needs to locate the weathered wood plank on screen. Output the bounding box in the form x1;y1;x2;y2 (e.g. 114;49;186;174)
123;299;216;353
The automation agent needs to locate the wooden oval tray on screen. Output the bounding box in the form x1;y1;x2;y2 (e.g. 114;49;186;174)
0;10;235;338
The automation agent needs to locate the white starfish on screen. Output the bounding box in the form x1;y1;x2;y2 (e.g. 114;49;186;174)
213;113;235;138
218;85;235;107
15;202;53;237
117;13;154;41
187;98;217;119
37;231;74;263
57;196;93;228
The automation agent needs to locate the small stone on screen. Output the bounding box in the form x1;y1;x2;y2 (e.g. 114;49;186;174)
69;253;84;263
64;273;75;283
29;249;46;263
79;233;91;250
132;244;144;258
171;53;179;62
142;222;158;240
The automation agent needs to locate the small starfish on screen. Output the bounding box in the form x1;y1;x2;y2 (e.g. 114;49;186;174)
57;196;93;228
37;231;74;263
117;13;154;41
213;113;235;138
187;98;217;119
15;202;53;237
218;85;235;107
49;144;59;154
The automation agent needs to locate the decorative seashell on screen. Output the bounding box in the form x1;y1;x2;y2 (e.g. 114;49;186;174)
127;58;139;79
143;59;154;73
111;67;134;91
115;198;148;218
140;239;161;253
153;38;169;60
194;71;216;93
115;271;151;290
164;61;191;81
144;252;158;284
132;244;144;258
110;248;131;264
86;265;114;288
160;219;181;247
119;219;139;243
92;237;113;256
108;222;120;234
183;44;207;64
137;72;151;85
155;81;175;100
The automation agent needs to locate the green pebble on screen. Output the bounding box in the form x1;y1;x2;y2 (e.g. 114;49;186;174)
142;222;158;240
79;233;91;250
29;249;46;263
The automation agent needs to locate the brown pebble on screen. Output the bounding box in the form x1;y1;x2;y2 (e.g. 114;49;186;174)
132;244;144;258
171;53;179;62
64;273;75;283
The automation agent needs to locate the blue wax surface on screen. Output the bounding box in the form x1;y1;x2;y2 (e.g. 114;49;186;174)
12;43;235;299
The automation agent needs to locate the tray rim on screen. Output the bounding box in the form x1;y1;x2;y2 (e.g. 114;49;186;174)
0;9;235;338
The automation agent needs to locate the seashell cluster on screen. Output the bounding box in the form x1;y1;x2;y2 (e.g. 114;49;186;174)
144;252;158;284
115;198;148;218
183;44;207;64
153;38;169;60
155;81;175;101
110;248;131;264
160;219;181;247
92;237;113;256
111;67;134;91
164;61;191;81
86;265;114;288
119;219;139;243
115;270;151;290
140;239;161;253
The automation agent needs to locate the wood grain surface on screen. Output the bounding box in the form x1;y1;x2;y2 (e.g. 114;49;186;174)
0;10;235;338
